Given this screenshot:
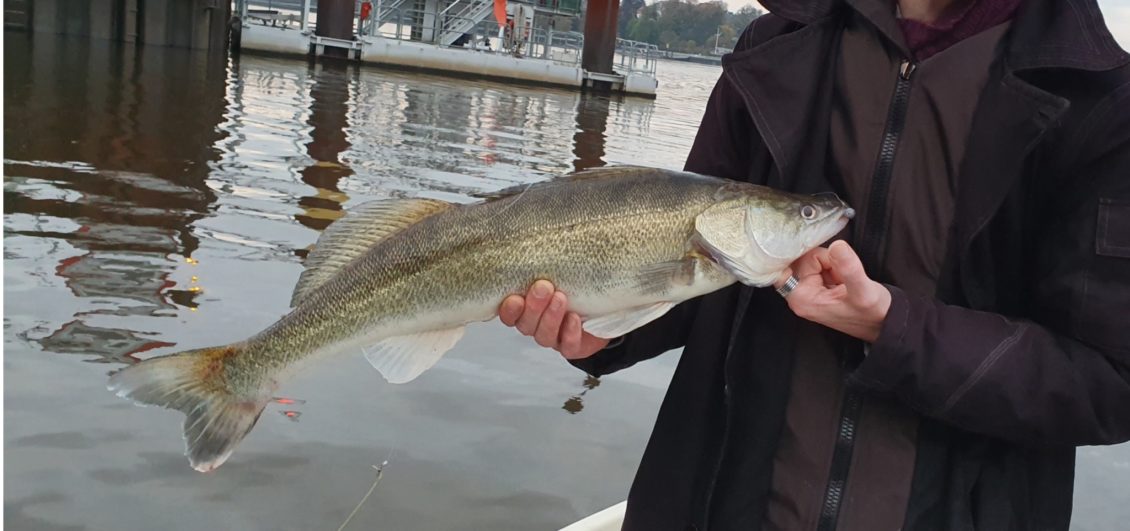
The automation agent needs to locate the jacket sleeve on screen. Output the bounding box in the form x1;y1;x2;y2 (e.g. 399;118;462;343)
850;98;1130;446
570;69;757;377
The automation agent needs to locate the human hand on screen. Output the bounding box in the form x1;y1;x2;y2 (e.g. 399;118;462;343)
775;240;891;343
498;280;610;360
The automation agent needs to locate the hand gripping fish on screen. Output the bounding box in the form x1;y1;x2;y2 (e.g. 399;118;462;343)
108;166;855;471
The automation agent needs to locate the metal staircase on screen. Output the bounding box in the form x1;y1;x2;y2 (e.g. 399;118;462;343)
437;0;494;46
374;0;412;25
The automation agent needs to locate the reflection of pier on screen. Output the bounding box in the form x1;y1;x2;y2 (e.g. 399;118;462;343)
11;0;230;49
572;93;609;172
297;62;356;231
4;34;226;363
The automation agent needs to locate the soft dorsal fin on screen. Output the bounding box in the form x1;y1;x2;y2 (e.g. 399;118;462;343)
291;198;453;307
473;166;656;201
566;165;653;179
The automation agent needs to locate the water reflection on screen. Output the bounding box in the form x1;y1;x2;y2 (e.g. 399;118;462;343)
4;33;226;363
573;94;612;172
562;375;602;414
297;62;356;232
346;71;584;197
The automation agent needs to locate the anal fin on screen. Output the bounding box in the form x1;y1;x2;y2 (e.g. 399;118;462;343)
582;302;676;339
364;326;466;384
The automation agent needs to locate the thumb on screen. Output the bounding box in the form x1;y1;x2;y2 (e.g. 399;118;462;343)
828;241;869;289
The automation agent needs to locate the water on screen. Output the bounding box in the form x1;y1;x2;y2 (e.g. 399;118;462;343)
4;32;1127;530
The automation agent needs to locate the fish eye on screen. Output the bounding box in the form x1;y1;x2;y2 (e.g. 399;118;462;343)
800;205;817;220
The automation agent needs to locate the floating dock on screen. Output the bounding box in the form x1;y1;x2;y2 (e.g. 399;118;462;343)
235;0;659;97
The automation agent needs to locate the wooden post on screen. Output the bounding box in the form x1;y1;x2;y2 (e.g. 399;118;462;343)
316;0;355;57
581;0;618;76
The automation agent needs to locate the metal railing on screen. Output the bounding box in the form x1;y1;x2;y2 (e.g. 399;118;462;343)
239;0;311;30
530;0;581;15
236;0;658;80
615;38;659;76
239;0;370;34
371;6;585;66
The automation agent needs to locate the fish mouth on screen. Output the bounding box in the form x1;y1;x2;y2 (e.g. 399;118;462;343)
816;208;854;245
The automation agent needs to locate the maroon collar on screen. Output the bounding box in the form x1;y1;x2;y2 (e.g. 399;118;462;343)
757;0;1128;71
898;0;1023;61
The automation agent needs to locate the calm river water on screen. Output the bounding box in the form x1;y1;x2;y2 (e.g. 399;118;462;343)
4;31;1127;530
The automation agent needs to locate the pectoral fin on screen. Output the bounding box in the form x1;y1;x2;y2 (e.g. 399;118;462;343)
364;326;466;384
582;302;677;339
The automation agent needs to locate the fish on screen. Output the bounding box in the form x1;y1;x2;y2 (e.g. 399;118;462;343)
107;166;855;472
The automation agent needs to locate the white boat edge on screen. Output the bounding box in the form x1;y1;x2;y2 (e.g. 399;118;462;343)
559;501;627;531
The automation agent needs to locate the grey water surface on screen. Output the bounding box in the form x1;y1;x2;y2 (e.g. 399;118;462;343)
4;31;1127;530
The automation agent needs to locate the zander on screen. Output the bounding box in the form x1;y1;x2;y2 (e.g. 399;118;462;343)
108;166;854;471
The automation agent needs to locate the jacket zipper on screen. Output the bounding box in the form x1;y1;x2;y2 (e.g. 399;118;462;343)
857;59;917;272
815;59;916;531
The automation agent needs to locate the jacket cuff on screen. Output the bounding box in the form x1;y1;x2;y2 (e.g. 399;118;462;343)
851;284;913;392
567;337;626;377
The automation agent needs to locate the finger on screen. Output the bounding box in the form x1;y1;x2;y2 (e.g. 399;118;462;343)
534;291;568;348
813;244;845;284
785;278;825;319
578;331;612;359
499;295;524;326
813;246;836;268
773;267;794;289
558;312;583;358
793;247;830;278
828;241;869;289
820;269;839;288
777;247;831;289
516;280;554;335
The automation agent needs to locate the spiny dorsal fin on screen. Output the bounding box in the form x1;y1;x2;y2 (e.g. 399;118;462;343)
291;198;453;307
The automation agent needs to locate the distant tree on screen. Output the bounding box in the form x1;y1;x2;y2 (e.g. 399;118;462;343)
618;0;647;36
659;29;680;48
715;24;736;50
619;0;762;54
728;5;763;32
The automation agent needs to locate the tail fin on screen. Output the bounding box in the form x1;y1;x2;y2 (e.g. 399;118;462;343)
107;345;269;472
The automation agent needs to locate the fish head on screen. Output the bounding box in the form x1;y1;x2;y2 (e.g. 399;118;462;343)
695;185;855;286
746;190;855;263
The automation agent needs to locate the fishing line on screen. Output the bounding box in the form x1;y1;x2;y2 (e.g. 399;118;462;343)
336;448;396;531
